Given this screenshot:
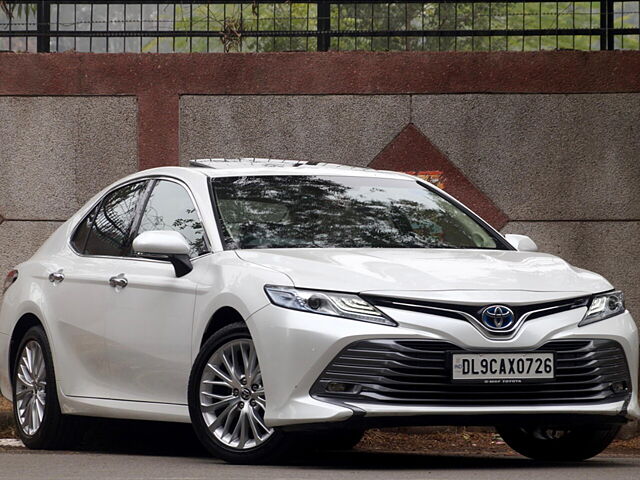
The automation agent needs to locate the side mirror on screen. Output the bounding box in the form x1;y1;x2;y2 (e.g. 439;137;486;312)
504;234;538;252
132;231;193;277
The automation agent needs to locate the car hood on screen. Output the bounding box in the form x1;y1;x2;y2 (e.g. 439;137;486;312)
235;249;612;304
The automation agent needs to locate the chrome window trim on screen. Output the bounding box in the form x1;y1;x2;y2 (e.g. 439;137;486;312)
68;175;212;262
67;250;213;265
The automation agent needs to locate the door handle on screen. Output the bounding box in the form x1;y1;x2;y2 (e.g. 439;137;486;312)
109;274;128;289
48;270;64;284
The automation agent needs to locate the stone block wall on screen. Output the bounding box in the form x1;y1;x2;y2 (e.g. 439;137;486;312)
0;96;138;299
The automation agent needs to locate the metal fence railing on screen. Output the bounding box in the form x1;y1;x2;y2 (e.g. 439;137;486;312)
1;1;639;53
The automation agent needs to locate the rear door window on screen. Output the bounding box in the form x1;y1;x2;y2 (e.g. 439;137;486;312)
83;181;147;257
70;203;100;253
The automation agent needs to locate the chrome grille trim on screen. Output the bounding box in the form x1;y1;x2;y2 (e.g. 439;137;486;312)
362;295;590;340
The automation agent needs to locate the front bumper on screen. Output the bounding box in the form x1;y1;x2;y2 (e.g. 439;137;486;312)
311;338;631;406
247;303;640;428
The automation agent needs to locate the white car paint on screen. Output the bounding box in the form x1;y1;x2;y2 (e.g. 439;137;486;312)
0;162;638;430
235;248;612;296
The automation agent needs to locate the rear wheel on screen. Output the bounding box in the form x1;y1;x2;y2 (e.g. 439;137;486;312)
12;326;80;449
496;424;620;461
188;322;297;464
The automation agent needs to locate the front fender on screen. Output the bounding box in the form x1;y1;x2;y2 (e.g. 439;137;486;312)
190;252;293;360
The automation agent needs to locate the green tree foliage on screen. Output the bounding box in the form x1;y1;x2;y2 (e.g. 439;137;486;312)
2;1;638;52
144;2;639;53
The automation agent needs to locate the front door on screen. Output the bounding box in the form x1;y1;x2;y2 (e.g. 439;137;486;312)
100;257;198;404
101;179;210;404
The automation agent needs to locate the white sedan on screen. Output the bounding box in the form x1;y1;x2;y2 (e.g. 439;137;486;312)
1;159;638;464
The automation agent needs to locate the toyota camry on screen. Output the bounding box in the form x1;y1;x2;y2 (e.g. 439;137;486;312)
1;158;638;463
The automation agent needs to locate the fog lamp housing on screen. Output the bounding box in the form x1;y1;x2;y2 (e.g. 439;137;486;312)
611;382;628;394
326;382;361;394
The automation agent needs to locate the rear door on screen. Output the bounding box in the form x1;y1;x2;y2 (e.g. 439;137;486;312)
46;180;148;399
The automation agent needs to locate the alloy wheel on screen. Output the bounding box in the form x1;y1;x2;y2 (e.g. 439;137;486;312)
199;338;273;450
15;340;47;436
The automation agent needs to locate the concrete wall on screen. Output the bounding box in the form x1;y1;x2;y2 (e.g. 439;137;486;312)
0;96;138;298
180;95;410;166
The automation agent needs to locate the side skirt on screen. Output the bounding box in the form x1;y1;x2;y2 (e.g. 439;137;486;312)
59;394;191;423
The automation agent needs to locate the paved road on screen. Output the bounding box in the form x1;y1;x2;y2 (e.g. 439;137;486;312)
0;450;638;480
1;420;637;480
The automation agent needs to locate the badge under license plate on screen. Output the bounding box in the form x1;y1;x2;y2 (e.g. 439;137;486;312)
451;352;555;383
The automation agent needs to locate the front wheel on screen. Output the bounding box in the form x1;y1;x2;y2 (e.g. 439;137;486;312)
188;322;297;464
496;424;620;461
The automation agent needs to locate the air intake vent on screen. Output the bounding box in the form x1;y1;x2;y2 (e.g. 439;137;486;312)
312;339;631;406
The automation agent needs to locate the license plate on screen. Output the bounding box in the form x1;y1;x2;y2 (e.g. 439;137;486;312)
451;352;554;383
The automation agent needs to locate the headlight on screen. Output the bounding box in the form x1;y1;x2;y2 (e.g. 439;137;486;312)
579;290;625;327
264;285;397;327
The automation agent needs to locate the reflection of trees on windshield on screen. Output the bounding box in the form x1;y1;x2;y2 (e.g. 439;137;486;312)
212;176;499;250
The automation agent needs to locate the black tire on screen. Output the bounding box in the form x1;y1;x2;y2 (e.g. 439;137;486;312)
188;322;298;464
308;429;366;451
12;326;80;450
496;423;620;461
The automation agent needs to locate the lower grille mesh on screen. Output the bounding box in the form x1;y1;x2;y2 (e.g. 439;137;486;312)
311;339;631;406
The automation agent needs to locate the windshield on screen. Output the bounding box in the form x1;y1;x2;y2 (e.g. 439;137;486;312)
211;175;505;250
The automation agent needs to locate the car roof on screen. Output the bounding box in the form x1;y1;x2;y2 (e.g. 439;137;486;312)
125;158;419;183
185;158;416;180
190;158;374;171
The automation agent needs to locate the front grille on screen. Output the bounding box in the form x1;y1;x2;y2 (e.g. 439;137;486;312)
362;295;590;339
311;339;631;406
